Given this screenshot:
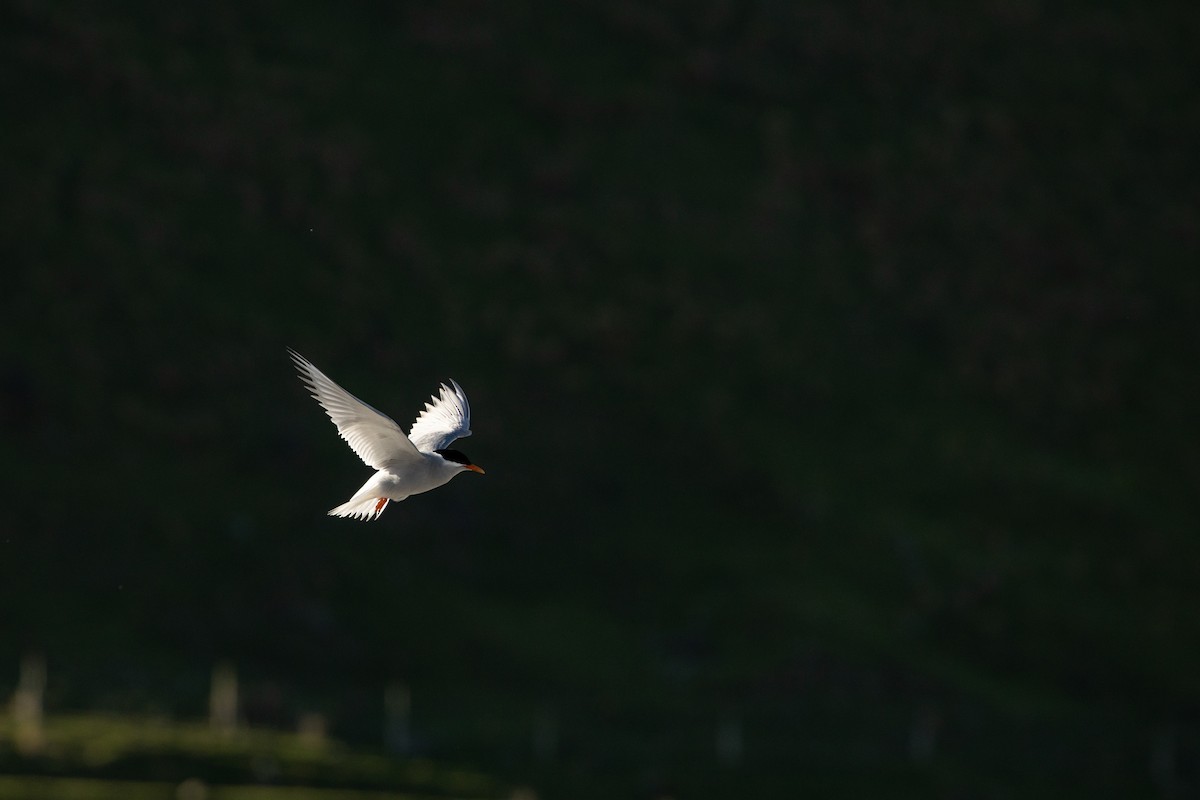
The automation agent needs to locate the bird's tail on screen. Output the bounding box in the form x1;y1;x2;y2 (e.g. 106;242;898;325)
328;494;390;522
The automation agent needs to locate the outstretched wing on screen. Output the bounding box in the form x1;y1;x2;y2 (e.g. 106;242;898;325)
408;379;472;453
289;349;422;470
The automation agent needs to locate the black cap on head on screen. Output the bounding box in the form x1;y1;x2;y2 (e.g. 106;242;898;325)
434;448;473;466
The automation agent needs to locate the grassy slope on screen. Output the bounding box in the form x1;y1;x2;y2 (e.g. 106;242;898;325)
1;2;1198;797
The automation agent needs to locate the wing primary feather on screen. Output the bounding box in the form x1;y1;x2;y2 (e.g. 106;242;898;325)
288;349;421;469
407;377;473;453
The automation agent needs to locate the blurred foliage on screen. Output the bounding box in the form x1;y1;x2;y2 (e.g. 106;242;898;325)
0;714;501;798
1;1;1198;797
0;775;488;800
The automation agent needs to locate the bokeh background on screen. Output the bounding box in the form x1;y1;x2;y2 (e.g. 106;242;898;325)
3;2;1199;798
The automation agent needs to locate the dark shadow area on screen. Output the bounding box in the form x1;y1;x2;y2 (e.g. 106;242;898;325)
2;3;1198;797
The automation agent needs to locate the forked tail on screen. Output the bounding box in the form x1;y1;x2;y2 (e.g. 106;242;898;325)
328;495;389;521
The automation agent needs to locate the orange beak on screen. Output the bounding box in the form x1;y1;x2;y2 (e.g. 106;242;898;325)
465;464;485;474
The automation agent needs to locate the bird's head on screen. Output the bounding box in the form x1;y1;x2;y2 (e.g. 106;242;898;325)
434;448;485;474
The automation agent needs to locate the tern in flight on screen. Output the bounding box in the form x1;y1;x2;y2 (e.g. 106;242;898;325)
289;349;484;520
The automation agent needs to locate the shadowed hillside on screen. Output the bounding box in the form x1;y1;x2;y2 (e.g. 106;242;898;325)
2;2;1198;797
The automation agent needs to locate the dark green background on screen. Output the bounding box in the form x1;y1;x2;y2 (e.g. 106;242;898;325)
3;2;1198;797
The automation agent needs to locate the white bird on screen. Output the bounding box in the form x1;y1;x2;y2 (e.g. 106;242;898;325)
289;349;484;521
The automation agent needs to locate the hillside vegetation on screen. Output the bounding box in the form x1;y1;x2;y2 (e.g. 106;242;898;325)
2;3;1198;797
